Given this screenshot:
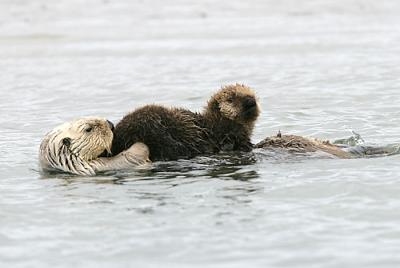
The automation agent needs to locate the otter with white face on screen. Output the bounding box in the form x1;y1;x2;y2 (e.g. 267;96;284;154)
39;117;150;176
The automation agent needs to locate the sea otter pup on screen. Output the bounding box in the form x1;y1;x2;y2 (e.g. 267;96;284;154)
255;132;354;158
39;117;150;176
111;84;260;161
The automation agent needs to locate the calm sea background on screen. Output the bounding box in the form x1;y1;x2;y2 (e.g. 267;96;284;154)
1;0;400;267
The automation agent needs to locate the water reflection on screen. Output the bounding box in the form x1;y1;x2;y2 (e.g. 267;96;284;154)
38;151;260;185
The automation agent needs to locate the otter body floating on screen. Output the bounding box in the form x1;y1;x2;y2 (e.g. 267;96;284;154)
39;117;150;176
255;132;400;159
255;133;353;159
111;84;261;161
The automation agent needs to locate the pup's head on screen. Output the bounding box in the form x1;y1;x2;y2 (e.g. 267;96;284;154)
206;84;260;124
60;117;114;161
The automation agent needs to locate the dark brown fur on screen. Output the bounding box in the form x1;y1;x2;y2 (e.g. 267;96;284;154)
111;84;260;161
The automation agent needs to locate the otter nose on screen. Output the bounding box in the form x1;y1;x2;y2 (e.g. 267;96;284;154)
243;96;256;109
107;120;114;131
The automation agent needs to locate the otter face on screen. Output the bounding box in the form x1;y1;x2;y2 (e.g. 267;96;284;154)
63;117;114;161
209;84;260;123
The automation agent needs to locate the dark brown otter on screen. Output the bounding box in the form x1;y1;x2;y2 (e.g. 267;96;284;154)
203;84;260;152
111;84;260;161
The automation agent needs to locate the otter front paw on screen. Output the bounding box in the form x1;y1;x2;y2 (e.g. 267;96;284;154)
123;142;151;165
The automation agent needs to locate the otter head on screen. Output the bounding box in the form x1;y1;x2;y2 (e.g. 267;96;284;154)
61;117;114;161
206;84;260;124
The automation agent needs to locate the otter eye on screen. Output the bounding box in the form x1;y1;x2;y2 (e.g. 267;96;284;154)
85;127;93;133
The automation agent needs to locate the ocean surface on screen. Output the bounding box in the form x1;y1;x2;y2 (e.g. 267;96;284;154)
1;0;400;267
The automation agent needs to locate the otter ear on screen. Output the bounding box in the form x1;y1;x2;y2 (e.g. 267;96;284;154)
62;137;71;147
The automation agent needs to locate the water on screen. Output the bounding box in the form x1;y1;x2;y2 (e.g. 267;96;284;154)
1;0;400;267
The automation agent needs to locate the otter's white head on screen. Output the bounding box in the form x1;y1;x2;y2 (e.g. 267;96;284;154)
55;117;114;161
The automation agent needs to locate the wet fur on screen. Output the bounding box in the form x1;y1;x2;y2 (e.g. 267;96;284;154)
39;117;150;175
111;106;210;160
112;84;260;161
203;84;260;152
255;133;353;159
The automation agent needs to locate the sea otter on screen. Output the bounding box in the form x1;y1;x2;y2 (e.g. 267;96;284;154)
111;84;260;161
255;132;400;159
39;117;150;175
255;132;354;158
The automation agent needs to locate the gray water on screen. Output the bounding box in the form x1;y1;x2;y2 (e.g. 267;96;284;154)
1;0;400;267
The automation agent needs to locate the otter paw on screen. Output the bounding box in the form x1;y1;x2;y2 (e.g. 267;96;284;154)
124;142;151;165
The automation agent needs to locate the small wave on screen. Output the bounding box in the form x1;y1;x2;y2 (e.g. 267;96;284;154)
333;130;365;146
